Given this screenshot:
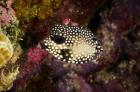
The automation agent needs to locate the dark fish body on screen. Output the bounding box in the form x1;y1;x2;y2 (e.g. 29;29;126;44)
41;24;103;64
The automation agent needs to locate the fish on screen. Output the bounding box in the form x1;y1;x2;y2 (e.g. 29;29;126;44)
41;24;103;64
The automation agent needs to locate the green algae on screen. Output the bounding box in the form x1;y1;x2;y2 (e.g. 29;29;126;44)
13;0;62;22
0;20;24;49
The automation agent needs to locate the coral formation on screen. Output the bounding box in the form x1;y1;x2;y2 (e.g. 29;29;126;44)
0;0;16;27
13;0;62;21
0;64;19;91
0;31;13;68
0;0;23;91
0;0;139;92
13;47;48;90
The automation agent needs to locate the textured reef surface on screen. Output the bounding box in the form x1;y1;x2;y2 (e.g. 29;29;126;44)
0;0;140;92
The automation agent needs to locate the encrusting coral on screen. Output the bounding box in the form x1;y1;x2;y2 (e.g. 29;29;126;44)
13;0;62;21
0;0;23;91
0;30;13;68
0;64;19;91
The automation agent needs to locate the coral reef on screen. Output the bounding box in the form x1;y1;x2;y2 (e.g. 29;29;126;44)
12;0;108;45
0;0;23;91
0;0;139;92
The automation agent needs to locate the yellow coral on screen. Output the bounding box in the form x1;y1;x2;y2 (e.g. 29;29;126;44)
13;0;62;21
0;32;13;68
0;65;19;91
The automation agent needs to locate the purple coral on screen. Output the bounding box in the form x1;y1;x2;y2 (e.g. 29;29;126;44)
56;72;93;92
0;0;16;27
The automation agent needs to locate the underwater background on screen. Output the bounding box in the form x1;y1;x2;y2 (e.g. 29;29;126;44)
0;0;140;92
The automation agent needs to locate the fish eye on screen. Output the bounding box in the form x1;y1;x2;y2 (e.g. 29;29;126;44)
50;35;66;44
